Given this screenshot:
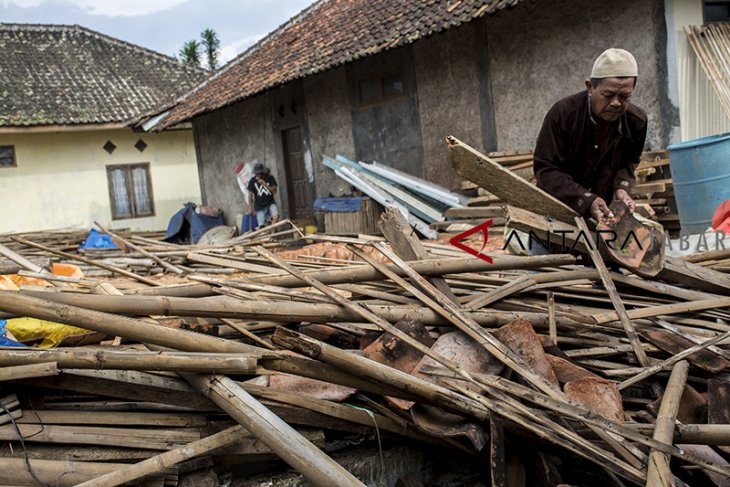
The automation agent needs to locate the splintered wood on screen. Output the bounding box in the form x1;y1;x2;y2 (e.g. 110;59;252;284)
0;201;730;486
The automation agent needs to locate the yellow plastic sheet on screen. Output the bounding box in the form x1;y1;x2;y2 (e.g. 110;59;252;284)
6;317;92;348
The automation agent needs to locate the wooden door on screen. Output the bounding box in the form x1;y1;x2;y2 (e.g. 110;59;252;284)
282;127;313;220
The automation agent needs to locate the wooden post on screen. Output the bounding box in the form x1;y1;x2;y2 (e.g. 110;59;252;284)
645;360;689;487
378;207;458;303
448;135;577;223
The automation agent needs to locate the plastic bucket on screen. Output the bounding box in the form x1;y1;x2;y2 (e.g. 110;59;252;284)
240;214;259;234
667;132;730;235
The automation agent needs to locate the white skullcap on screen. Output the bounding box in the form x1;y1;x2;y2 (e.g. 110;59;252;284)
591;48;638;78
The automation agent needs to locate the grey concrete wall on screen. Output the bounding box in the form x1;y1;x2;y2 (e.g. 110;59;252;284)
346;46;424;177
268;79;313;219
193;93;277;226
486;0;673;152
303;66;356;198
413;20;492;191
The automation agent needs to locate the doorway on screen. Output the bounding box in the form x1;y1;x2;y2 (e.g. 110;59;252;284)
281;126;313;220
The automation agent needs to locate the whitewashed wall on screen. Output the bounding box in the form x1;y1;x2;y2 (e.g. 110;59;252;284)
0;128;201;233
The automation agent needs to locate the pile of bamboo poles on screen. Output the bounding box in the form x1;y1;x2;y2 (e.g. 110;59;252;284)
0;208;729;486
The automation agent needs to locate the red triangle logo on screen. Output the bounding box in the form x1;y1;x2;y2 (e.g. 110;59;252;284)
449;220;494;264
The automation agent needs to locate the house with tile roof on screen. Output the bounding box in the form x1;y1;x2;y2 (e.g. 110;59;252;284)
155;0;718;226
0;23;208;233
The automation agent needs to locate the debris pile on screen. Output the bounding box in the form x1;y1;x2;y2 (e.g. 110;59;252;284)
0;140;728;486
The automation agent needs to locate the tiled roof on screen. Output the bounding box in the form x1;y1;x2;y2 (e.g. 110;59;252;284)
159;0;521;129
0;24;207;127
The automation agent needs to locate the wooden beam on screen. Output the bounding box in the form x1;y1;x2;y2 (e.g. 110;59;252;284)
379;207;458;303
448;135;577;224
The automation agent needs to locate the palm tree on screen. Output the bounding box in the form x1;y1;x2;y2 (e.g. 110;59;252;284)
200;28;220;70
179;40;201;67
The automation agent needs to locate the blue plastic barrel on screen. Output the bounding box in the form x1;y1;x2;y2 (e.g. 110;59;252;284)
240;214;258;234
667;133;730;235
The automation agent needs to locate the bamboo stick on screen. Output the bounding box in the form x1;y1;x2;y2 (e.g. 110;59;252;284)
0;291;262;355
593;297;730;324
0;349;258;374
618;329;730;390
74;426;244;487
253;245;477;382
95;221;185;275
0;362;59;381
0;457;173;487
271;328;490;420
624;424;730;446
574;217;649;366
184;373;366;487
15;290;584;329
11;235;160;286
429;369;730;479
646;360;689;487
126;253;577;298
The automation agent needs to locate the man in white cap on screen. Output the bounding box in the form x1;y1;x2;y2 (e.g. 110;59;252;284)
533;48;647;224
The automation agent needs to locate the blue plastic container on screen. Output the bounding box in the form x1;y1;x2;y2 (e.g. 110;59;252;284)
240;213;258;234
667;133;730;235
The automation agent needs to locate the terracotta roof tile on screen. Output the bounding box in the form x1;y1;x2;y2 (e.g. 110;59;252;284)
0;23;207;127
160;0;521;128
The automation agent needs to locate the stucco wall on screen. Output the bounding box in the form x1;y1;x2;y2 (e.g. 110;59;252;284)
486;0;672;152
0;128;200;233
193;94;277;226
413;21;491;191
304;67;356;198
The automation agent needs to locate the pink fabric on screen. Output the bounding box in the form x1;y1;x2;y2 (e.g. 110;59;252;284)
712;198;730;234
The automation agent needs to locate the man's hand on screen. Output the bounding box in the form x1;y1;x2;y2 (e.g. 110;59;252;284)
614;189;635;213
590;197;614;223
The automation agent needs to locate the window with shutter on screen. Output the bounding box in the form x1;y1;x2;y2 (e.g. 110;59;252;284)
106;163;155;219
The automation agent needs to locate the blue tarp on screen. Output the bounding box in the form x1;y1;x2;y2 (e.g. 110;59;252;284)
0;320;27;348
164;203;224;244
314;197;364;213
78;229;119;250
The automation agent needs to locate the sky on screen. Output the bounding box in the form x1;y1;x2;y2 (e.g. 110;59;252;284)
0;0;317;64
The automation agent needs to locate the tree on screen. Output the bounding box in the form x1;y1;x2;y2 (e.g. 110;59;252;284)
179;40;201;67
200;28;221;70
